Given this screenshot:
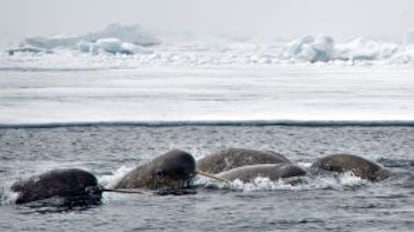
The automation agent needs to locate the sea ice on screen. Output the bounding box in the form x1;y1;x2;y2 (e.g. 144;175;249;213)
22;23;159;54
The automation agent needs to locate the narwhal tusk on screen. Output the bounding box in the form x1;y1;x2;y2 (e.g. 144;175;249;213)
196;170;231;184
102;188;153;196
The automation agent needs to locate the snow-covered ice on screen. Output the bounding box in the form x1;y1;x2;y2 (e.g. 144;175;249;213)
0;65;413;125
3;23;414;64
1;24;413;126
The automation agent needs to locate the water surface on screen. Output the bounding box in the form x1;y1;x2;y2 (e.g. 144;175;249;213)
1;125;413;232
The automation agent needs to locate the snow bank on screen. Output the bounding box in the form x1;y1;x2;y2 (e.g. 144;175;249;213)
283;35;335;62
335;37;399;61
76;38;153;55
5;26;414;65
21;23;158;55
283;35;400;63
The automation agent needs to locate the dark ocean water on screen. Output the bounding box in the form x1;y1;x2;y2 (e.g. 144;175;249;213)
0;125;413;232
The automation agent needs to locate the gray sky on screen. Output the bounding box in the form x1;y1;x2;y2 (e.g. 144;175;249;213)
1;0;413;43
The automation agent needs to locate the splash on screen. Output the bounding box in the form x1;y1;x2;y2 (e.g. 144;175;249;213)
195;171;369;192
0;182;19;205
98;165;136;189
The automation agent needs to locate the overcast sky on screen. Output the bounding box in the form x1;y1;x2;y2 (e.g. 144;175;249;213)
1;0;413;42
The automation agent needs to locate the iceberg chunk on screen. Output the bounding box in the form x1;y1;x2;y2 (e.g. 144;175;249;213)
23;23;160;52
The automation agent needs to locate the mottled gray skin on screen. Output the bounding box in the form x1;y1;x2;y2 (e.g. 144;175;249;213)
217;163;306;182
11;168;101;204
311;154;390;181
116;149;196;190
197;148;290;174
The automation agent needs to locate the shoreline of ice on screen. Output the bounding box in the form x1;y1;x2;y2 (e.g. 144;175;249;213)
0;64;413;125
1;120;414;129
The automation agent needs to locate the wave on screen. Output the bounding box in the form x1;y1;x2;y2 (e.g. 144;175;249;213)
3;24;414;65
377;158;414;168
98;166;135;189
0;181;19;205
194;172;369;192
1;120;414;129
2;161;412;205
0;170;371;205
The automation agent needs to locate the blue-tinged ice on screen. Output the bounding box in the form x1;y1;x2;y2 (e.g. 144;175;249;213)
23;23;159;53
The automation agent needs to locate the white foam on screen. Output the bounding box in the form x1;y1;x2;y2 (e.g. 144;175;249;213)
337;172;369;186
98;165;135;189
197;172;368;192
304;172;368;190
229;177;300;191
297;162;313;169
0;182;19;205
